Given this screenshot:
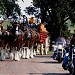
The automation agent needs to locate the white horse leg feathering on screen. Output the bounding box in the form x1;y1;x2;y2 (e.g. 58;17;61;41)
0;48;6;60
30;47;34;58
41;43;44;55
14;50;20;61
33;48;36;56
44;36;50;55
21;47;26;59
25;47;30;59
15;51;20;61
9;51;14;60
36;44;40;54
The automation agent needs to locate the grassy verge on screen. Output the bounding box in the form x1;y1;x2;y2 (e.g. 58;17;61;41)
48;50;54;55
2;19;10;29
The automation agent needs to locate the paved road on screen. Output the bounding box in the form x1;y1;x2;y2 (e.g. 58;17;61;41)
0;55;69;75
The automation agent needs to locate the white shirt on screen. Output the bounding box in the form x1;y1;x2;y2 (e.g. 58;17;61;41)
21;18;27;23
16;26;18;31
36;18;41;24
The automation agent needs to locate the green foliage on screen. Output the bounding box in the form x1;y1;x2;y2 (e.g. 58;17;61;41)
2;20;10;29
25;6;37;15
0;15;1;18
0;0;21;17
33;0;75;40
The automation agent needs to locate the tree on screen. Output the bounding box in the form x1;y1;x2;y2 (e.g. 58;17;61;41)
0;0;21;17
33;0;75;40
25;5;40;17
25;6;36;15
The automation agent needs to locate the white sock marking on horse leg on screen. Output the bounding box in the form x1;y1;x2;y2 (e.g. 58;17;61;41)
19;48;22;58
25;47;30;59
9;51;14;60
36;44;40;54
41;44;44;55
30;47;34;58
45;47;48;55
44;36;50;55
5;48;10;59
33;49;36;56
14;51;20;61
22;47;26;58
0;50;5;60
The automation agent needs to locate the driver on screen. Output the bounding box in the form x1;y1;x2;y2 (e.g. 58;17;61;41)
56;36;66;47
69;34;75;58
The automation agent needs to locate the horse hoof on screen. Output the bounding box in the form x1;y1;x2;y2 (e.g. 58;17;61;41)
22;57;25;59
0;56;6;61
30;56;34;58
25;57;30;59
14;56;20;61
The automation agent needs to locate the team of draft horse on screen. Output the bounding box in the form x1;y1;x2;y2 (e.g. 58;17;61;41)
0;21;50;61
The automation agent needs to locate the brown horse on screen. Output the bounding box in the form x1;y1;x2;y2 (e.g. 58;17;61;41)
20;25;35;58
9;32;25;61
29;28;40;55
7;23;27;61
0;27;10;60
0;23;25;61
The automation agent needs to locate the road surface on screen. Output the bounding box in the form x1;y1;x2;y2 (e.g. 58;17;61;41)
0;55;69;75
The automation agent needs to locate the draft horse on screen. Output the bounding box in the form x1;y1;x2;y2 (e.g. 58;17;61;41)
20;25;35;59
0;22;25;61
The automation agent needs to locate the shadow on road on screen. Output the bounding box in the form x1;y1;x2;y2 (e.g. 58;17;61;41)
35;55;61;64
29;73;69;75
37;61;59;64
35;55;52;58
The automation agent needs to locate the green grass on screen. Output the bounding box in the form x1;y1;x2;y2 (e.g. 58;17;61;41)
2;19;10;29
48;50;54;54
